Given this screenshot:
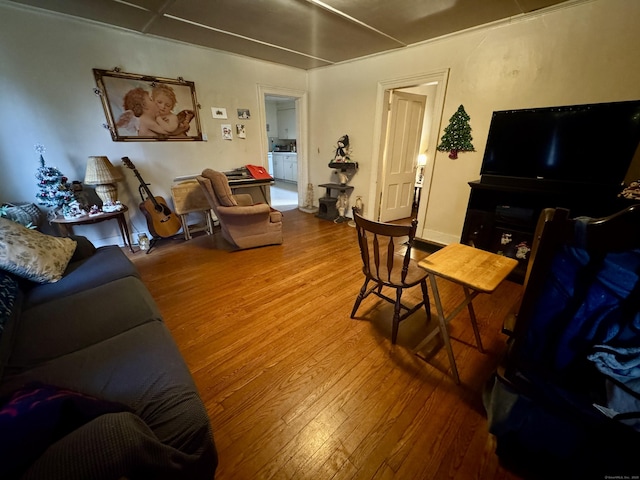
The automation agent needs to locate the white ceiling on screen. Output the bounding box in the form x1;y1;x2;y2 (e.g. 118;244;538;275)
8;0;576;70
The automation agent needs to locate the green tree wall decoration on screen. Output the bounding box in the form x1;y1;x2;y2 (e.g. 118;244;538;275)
437;104;475;159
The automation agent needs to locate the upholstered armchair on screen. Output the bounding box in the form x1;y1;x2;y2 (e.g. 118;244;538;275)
197;169;283;249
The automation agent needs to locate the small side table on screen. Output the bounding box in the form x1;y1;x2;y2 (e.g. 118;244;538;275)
415;243;518;383
171;180;215;240
50;205;134;253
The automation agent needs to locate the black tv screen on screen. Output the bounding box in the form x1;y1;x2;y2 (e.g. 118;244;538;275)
480;100;640;187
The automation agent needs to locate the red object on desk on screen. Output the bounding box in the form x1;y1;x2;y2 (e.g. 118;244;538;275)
246;164;272;180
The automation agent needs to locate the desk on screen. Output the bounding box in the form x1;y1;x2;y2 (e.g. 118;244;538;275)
227;176;273;205
173;172;273;205
50;206;134;253
415;243;518;383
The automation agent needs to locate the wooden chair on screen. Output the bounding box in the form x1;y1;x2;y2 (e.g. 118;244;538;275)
487;203;640;476
350;207;431;344
509;204;640;344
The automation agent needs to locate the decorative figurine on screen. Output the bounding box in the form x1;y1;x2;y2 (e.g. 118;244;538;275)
102;200;124;212
515;241;531;260
304;183;314;209
88;205;102;216
138;233;150;251
334;193;348;223
329;134;357;184
619;180;640;200
62;200;87;219
337;171;349;185
333;135;350;162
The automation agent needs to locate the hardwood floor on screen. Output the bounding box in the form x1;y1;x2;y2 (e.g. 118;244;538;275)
125;210;524;480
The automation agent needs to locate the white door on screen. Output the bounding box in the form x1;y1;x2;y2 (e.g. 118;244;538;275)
379;91;426;222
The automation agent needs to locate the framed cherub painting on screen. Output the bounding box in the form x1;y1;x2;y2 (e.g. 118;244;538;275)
93;68;203;142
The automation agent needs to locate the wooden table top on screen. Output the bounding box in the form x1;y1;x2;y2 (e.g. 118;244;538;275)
418;243;518;293
50;205;128;225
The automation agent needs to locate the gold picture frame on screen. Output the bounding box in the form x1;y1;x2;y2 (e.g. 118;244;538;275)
93;68;203;142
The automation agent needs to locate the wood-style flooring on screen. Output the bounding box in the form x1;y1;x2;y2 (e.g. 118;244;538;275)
125;209;524;480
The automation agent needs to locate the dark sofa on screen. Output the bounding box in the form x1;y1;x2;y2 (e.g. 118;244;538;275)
0;236;217;479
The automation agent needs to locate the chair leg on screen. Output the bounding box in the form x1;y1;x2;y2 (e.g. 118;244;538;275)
420;279;431;323
463;286;484;353
391;287;402;344
429;274;460;384
351;278;370;318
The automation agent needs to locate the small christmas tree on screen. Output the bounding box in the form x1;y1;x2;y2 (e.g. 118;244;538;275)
437;105;475;159
34;144;74;208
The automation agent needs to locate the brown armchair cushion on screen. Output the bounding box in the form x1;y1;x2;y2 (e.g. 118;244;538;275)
201;169;237;207
269;210;282;223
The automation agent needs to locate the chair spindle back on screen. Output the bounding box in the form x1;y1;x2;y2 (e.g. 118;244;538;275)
352;208;418;285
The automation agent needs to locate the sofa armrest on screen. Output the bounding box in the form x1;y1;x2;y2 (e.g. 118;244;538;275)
69;235;96;262
21;412;217;480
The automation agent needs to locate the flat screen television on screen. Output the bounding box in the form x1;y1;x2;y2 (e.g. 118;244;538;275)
480;100;640;187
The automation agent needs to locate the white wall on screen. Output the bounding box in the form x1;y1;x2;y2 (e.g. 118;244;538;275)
308;0;640;244
0;3;307;245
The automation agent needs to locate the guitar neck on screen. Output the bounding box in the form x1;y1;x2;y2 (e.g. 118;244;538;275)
132;170;161;208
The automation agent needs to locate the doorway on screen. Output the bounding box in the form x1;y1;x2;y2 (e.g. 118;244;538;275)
370;70;449;236
258;85;308;210
378;90;427;222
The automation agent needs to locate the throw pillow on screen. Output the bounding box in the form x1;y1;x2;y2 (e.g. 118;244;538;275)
0;217;76;283
0;382;130;480
202;169;238;207
0;270;19;343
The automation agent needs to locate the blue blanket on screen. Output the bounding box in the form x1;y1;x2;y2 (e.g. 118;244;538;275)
588;345;640;431
522;244;640;374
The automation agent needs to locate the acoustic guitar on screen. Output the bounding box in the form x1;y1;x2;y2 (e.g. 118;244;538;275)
122;157;181;238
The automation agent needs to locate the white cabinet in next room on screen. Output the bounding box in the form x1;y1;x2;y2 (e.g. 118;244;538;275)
272;153;297;182
277;108;296;140
283;154;297;182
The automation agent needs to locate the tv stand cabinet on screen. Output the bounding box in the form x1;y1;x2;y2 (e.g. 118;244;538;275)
460;179;632;283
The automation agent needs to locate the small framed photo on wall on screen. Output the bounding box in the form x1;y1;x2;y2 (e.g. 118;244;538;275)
212;107;228;119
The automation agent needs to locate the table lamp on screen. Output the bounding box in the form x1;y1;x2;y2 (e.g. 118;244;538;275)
416;153;427;186
84;156;123;204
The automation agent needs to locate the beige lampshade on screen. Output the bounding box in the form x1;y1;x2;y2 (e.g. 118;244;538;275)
84;156;123;204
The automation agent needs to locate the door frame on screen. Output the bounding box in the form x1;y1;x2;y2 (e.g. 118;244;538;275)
369;69;449;231
257;84;308;205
